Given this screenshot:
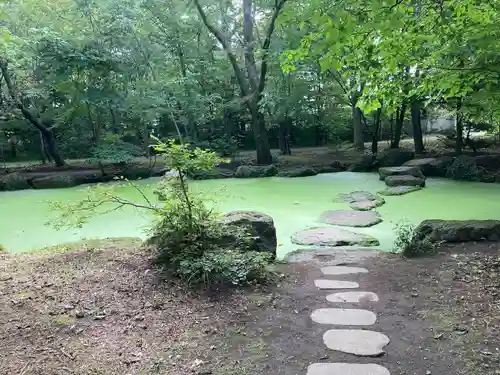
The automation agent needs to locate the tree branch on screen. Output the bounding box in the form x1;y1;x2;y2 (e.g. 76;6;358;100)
192;0;250;97
258;0;288;94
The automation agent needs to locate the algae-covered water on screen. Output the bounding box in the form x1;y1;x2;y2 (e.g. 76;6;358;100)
1;172;499;259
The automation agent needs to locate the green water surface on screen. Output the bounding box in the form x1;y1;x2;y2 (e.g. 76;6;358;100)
1;172;499;258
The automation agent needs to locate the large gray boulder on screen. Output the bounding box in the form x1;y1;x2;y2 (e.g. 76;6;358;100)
403;157;453;177
277;167;318;178
219;211;277;257
376;149;414;167
234;165;278;178
385;175;425;187
378;166;425;181
0;172;31;191
414;219;500;243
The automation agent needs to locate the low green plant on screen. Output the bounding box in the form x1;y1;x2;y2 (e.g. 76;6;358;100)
392;220;437;257
50;137;274;287
446;155;483;181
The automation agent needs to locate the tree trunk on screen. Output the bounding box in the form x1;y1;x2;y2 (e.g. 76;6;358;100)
351;95;364;151
278;117;292;155
371;107;382;155
455;107;464;154
41;130;64;167
251;105;273;164
411;101;425;154
391;102;406;148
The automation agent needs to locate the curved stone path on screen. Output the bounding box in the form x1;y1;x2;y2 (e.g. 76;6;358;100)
292;181;428;374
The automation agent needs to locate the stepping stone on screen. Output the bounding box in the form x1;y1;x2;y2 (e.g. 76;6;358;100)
283;247;378;265
385;175;425;187
321;266;369;275
315;279;359;290
323;329;390;356
291;227;379;247
349;199;384;211
311;308;376;325
307;363;390;375
318;210;382;227
339;191;378;203
326;291;379;303
339;191;385;211
378;166;424;181
378;186;422;196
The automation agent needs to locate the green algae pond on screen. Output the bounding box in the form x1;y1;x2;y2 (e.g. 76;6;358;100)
1;172;500;259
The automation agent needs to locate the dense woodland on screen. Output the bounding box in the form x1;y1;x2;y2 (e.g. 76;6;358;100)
0;0;499;165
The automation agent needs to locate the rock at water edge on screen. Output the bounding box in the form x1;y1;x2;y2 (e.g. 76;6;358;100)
291;227;379;247
378;166;425;181
319;210;382;227
385;175;425;187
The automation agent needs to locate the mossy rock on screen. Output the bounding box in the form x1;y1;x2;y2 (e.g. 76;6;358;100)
234;165;278;178
189;168;234;180
31;175;78;189
378;186;422;196
376;149;414;167
0;172;31;191
277;167;318;178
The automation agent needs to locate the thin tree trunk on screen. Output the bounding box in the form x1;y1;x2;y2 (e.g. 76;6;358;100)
351;93;364;151
455;101;464;154
411;101;425;154
371;107;382;155
391;102;406;148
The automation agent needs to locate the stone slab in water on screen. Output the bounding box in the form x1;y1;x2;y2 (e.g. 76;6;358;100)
349;199;385;211
323;329;390;356
339;191;378;203
385;175;425;187
283;247;379;265
326;291;380;303
291;227;379;247
315;279;360;290
307;363;390;375
318;210;382;227
378;185;422;196
378;166;424;181
311;308;376;325
321;266;369;276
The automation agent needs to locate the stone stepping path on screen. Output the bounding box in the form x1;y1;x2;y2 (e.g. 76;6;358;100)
311;308;376;325
323;329;390;356
318;210;382;227
307;363;390;375
321;266;368;275
292;227;379;247
315;279;360;289
326;291;379;303
339;191;385;211
283;247;377;265
378;185;422;196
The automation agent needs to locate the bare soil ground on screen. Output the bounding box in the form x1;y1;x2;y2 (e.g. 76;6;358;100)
1;239;499;375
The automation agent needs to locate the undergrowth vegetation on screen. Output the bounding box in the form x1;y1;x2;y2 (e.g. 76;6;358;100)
50;138;275;287
392;221;437;258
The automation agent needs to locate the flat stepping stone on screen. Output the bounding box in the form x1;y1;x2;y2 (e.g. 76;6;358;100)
339;191;378;203
291;227;379;247
349;199;384;211
378;186;422;196
326;291;379;303
315;279;359;290
283;247;378;265
311;308;376;325
323;329;390;356
307;363;390;375
385;175;425;187
378;166;424;181
318;210;382;227
321;266;369;275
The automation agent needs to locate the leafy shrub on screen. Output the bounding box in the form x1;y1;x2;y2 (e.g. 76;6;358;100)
195;135;240;157
50;138;274;287
0;244;6;252
446;155;483;181
392;221;437;258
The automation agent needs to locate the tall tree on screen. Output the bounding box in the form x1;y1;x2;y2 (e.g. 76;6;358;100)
193;0;288;165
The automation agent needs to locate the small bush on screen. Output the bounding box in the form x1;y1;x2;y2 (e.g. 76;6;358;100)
392;221;437;257
0;244;6;252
